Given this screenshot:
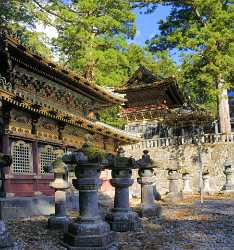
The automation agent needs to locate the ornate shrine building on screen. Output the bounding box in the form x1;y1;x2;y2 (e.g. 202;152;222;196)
115;66;213;139
0;29;138;198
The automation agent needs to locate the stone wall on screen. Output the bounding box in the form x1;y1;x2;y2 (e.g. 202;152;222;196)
124;142;234;196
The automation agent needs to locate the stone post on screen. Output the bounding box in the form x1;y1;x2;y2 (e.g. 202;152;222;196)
202;173;211;195
166;169;182;201
0;153;14;248
222;160;234;193
62;146;117;250
45;159;71;231
136;150;161;217
106;148;142;232
182;173;193;196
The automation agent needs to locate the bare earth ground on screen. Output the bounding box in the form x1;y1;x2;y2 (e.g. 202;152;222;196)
6;195;234;250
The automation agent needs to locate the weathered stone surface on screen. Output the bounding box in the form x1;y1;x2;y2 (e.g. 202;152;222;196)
222;160;234;193
0;220;14;249
182;173;193;196
137;151;161;217
165;169;182;202
203;174;212;195
45;159;71;231
106;148;142;232
62;148;117;250
125;143;234;196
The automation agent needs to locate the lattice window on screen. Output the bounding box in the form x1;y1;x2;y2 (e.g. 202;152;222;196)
39;145;60;174
11;141;33;174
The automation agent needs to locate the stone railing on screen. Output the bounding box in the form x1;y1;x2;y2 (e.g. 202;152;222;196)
127;133;234;150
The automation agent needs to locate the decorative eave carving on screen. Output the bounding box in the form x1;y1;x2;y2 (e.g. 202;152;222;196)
0;89;140;144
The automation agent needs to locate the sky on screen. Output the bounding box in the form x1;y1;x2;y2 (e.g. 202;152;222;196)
130;6;171;46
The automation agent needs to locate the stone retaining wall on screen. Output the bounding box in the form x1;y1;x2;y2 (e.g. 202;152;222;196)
124;142;234;196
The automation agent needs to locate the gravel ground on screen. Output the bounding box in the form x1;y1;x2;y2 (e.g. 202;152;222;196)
6;197;234;250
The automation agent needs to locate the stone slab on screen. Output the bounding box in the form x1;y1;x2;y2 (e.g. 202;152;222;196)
0;193;79;219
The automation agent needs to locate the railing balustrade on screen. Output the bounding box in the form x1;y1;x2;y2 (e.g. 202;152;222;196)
128;132;234;150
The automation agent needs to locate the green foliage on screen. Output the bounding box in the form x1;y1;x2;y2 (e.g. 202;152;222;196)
82;143;108;160
100;106;126;129
147;0;234;114
0;0;52;58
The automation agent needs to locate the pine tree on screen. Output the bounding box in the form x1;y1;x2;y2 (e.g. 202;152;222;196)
146;0;234;133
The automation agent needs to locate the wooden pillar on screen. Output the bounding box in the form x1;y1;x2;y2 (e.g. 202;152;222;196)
31;113;40;195
1;103;12;197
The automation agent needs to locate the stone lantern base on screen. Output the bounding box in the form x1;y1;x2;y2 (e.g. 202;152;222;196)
139;204;161;218
0;220;14;249
63;218;117;250
164;192;183;203
106;208;142;232
48;214;71;232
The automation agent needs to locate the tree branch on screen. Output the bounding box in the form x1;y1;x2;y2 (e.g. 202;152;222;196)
32;0;74;23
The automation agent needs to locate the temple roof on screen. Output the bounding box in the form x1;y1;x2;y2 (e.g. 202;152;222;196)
0;29;125;105
115;65;184;109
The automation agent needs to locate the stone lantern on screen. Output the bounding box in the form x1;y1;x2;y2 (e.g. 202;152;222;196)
62;145;117;250
182;173;193;196
166;169;182;201
106;148;142;232
44;158;71;231
0;153;14;249
136;150;161;217
202;172;211;195
222;159;234;192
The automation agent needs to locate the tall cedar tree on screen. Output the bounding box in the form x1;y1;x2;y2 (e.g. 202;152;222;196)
145;0;234;133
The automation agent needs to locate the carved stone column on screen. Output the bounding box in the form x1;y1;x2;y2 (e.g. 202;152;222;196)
106;148;141;232
222;160;234;192
44;159;70;231
182;173;193;196
136;150;161;217
62;147;117;250
166;169;182;201
0;153;14;248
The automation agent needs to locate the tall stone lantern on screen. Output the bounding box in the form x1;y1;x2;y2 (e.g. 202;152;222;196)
44;158;71;231
0;153;14;248
136;150;161;217
106;148;142;232
222;159;234;193
62;144;117;250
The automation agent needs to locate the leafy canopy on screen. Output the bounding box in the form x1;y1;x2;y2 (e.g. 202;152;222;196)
146;0;234;112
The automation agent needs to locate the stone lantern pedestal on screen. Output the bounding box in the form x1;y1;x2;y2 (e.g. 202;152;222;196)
182;173;193;197
0;153;14;249
106;148;142;232
45;159;71;231
136;150;161;217
202;173;211;195
62;148;117;250
222;160;234;193
166;169;182;201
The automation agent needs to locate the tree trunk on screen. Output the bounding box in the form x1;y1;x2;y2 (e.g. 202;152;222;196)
218;78;231;133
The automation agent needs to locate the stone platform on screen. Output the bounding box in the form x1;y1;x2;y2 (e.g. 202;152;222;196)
0;193;79;219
